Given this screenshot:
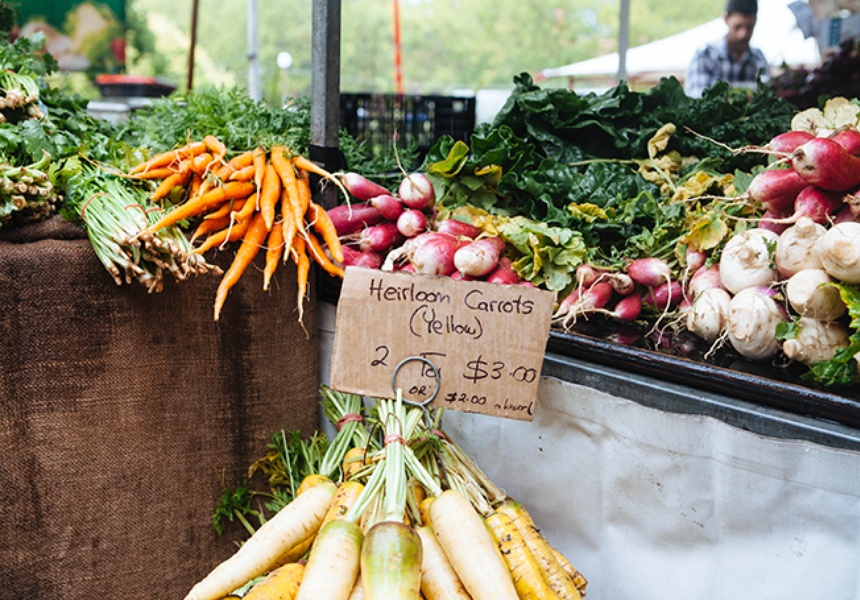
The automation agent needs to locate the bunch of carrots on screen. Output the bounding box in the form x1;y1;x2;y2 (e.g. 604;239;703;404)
184;386;588;600
127;135;346;321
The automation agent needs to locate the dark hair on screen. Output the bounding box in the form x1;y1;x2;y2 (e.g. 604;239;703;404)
726;0;757;15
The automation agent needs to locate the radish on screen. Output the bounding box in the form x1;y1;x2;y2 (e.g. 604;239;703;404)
687;264;725;301
791;137;860;192
833;205;860;224
782;317;851;366
785;268;846;321
358;222;402;253
342;245;384;269
626;257;671;288
765;130;814;153
774;216;825;278
746;168;809;214
450;271;474;281
575;264;602;288
436;218;482;239
485;257;521;284
758;210;791;235
685;249;707;273
600;292;643;322
396;208;428;238
726;286;788;361
686;287;732;343
816;221;860;283
718;228;779;294
398;172;435;210
453;237;505;278
409;232;460;276
552;282;613;329
328;202;385;236
642;280;683;310
831;128;860;156
340;172;390;201
791;185;846;224
601;271;636;296
369;194;404;221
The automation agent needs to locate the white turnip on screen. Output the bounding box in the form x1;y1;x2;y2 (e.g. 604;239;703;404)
686;287;732;343
718;228;779;294
785;268;846;321
782;317;851;366
726;286;788;361
817;221;860;284
774;216;825;278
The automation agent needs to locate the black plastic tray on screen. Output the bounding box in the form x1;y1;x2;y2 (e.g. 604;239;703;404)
547;318;860;430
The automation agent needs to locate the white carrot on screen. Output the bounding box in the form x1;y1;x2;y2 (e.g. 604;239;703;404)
183;479;337;600
429;489;519;600
416;524;472;600
295;519;363;600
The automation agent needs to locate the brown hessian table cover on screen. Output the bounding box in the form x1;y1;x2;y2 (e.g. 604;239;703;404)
0;217;319;599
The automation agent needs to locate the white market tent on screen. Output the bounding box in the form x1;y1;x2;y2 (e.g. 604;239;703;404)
536;0;821;84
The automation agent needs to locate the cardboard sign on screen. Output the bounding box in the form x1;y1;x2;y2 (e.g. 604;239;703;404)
330;267;555;421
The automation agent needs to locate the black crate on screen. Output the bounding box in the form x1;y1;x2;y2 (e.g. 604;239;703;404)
340;93;476;159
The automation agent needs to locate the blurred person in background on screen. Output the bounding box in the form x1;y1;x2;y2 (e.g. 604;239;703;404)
684;0;769;97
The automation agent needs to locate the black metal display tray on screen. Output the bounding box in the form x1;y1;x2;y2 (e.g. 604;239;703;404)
547;317;860;431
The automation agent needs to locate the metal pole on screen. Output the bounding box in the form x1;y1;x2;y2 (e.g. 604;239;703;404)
617;0;630;82
186;0;200;92
311;0;343;208
247;0;261;101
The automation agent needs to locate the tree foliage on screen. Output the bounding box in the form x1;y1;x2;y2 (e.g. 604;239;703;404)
127;0;725;104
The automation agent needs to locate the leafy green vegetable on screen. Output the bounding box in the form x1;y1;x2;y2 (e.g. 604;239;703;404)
803;284;860;388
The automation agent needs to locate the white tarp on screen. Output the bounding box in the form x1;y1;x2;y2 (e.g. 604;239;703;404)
317;304;860;599
443;376;860;599
537;0;821;81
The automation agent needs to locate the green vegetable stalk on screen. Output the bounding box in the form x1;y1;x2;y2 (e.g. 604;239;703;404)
0;150;60;228
61;160;222;292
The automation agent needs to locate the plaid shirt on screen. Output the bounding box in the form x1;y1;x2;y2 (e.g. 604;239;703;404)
684;38;769;98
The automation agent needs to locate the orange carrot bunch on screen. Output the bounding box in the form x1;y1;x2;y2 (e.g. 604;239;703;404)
131;138;347;321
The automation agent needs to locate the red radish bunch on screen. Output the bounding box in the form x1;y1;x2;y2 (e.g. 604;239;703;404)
329;171;527;285
748;128;860;230
331;171;438;270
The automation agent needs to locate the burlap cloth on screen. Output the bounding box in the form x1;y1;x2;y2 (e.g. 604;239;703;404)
0;217;319;599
